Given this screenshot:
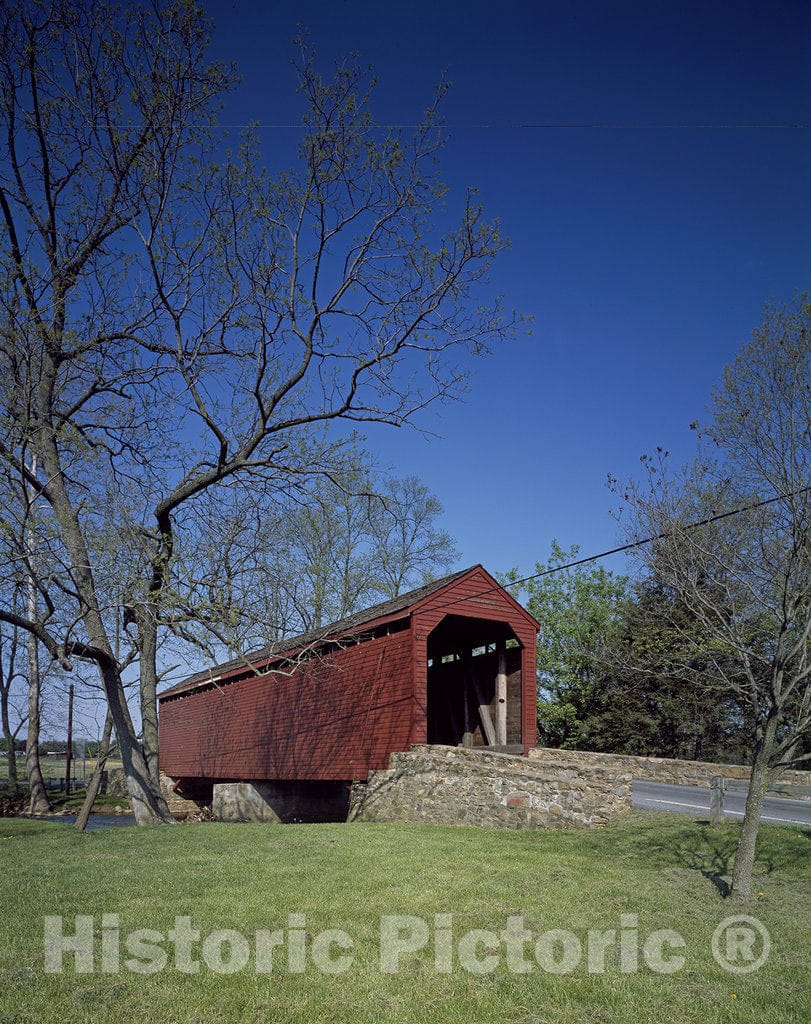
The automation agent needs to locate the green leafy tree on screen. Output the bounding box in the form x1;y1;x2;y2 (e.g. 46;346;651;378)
583;579;753;762
505;543;629;747
506;547;757;761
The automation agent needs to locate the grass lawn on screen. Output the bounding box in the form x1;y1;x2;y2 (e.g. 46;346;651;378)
0;811;808;1024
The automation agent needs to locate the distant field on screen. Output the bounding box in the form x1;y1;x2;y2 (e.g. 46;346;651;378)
0;755;124;784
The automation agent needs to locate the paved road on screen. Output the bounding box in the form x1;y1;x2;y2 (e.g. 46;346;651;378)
632;780;811;827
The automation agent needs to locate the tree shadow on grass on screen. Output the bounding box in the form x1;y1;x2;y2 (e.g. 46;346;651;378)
559;813;811;895
645;819;810;896
674;830;739;896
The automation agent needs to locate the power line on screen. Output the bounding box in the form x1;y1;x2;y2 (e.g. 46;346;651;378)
151;484;811;683
106;121;811;131
442;484;811;610
174;484;811;669
5;485;808;690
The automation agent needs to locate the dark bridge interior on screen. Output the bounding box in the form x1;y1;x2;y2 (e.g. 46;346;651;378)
426;615;523;751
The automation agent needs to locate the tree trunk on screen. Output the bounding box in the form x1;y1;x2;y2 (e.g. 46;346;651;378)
120;737;174;825
25;629;50;814
98;662;174;826
1;698;18;796
36;399;173;825
729;718;776;901
75;709;114;831
24;453;50;814
137;611;161;789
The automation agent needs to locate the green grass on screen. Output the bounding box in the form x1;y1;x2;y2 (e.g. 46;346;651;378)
0;812;808;1024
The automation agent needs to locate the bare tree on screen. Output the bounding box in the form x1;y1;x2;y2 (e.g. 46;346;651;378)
268;468;459;629
369;475;459;597
170;463;460;653
618;297;810;900
281;467;373;630
0;2;517;823
0;457;52;811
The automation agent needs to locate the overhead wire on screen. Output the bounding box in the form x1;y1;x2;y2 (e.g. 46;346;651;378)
437;484;811;611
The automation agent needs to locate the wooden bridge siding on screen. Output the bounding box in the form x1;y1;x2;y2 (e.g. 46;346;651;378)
158;631;413;782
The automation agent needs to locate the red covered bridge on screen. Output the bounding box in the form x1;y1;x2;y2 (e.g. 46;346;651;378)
158;565;539;816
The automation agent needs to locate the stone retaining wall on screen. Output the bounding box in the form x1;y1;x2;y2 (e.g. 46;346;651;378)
527;748;811;799
349;744;632;829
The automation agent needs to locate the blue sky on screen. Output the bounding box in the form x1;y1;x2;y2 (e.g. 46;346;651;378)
206;0;809;580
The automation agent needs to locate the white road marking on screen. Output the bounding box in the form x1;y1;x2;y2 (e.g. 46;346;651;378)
722;809;810;826
644;797;707;810
640;796;809;826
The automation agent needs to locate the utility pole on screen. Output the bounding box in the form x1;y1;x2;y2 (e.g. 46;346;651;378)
65;684;74;796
